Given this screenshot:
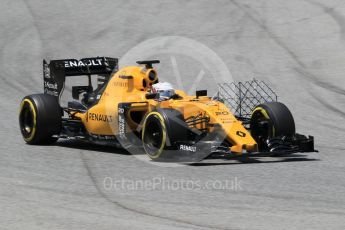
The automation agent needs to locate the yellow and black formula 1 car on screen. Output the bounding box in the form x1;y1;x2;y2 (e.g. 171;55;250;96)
19;57;316;162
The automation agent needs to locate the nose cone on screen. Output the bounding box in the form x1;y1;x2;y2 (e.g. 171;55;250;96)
222;120;258;154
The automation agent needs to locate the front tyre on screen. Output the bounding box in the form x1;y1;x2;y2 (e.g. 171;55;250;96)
250;102;295;150
142;112;167;160
142;109;189;161
19;94;62;144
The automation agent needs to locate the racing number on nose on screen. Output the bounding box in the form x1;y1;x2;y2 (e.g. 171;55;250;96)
236;130;246;137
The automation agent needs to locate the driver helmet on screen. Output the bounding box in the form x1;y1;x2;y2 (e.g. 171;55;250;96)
152;82;175;100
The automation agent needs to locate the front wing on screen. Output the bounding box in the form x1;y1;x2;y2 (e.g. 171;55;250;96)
170;134;316;162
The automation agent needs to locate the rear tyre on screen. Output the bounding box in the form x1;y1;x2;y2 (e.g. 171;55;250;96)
250;102;295;150
142;109;189;161
19;94;62;144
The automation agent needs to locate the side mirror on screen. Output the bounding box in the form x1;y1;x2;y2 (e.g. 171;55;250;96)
196;90;207;99
145;93;159;99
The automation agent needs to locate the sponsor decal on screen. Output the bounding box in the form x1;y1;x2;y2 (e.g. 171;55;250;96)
88;113;113;122
89;133;116;140
64;58;103;68
179;144;197;152
205;101;217;106
215;111;229;116
113;81;129;88
220;118;233;123
44;82;58;90
118;107;126;139
44;88;59;97
119;75;133;79
43;63;50;79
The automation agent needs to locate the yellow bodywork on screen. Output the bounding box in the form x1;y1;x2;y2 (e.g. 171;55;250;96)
72;65;258;154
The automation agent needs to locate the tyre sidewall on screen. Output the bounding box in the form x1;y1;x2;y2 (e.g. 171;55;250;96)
142;109;189;161
142;112;167;159
252;102;295;138
19;94;61;144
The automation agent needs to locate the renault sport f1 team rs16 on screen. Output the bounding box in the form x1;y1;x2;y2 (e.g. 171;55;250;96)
19;57;316;162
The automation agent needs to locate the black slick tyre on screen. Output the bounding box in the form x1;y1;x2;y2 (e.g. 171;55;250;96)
142;109;189;161
250;102;295;150
19;94;62;144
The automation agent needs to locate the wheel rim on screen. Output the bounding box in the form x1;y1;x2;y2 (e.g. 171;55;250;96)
250;109;273;149
19;100;36;140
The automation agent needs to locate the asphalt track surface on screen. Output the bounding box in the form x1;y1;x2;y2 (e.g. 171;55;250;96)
1;0;345;229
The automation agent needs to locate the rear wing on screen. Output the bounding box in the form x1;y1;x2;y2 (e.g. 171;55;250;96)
43;57;118;100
